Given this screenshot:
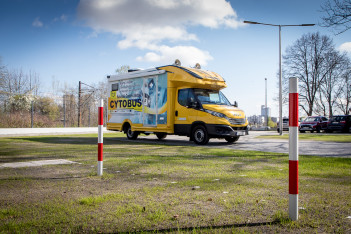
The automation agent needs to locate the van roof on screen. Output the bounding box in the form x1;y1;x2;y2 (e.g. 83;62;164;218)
158;65;225;82
107;65;225;82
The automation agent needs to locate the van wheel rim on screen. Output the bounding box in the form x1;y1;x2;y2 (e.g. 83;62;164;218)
127;128;133;137
194;129;204;142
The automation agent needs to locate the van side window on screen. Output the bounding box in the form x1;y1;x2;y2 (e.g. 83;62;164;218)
178;89;188;107
112;83;118;91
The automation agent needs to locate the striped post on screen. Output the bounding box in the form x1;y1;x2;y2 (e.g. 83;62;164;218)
98;99;103;176
289;77;299;221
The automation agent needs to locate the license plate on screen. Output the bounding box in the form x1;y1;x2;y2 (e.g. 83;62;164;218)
236;132;245;136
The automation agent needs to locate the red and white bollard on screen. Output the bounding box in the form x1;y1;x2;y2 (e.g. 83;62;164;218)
289;77;299;221
98;99;103;176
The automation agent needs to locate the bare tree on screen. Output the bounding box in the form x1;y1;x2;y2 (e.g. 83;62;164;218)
321;0;351;34
6;69;29;94
0;67;41;112
65;90;78;127
336;68;351;114
0;68;40;95
93;80;109;126
27;70;41;97
0;58;8;111
284;32;335;116
317;51;350;116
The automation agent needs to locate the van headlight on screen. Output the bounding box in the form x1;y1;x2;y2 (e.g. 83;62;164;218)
204;109;227;119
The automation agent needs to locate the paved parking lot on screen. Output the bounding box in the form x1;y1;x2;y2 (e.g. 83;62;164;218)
0;128;350;158
223;131;351;157
133;131;351;158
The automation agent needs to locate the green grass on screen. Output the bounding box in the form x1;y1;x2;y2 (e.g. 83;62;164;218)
0;133;350;233
258;133;351;142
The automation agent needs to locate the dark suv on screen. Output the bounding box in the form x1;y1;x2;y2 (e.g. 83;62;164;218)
326;115;351;133
299;116;328;133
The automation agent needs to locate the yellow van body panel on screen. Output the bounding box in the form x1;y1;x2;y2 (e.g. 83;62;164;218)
107;122;169;133
158;66;227;90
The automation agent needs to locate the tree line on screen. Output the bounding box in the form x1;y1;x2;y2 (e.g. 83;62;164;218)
0;58;109;128
283;32;351;117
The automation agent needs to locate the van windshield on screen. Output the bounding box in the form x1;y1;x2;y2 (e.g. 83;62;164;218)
193;89;231;106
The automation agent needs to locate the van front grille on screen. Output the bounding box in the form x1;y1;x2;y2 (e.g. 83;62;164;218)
229;118;246;125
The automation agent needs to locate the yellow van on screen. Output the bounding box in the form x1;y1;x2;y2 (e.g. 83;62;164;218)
107;61;248;144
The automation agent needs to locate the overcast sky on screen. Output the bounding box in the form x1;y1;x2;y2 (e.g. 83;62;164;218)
1;0;350;117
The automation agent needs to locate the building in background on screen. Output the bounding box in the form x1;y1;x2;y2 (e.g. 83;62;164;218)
261;105;271;118
247;115;265;125
248;105;276;128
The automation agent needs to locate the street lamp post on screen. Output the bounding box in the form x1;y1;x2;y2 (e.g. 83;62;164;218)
244;21;314;135
265;78;268;128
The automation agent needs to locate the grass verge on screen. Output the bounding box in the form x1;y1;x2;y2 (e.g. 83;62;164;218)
0;133;350;233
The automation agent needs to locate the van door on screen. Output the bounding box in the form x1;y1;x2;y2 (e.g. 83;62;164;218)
174;88;198;135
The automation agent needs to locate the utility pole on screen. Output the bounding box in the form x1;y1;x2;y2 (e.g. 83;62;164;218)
78;81;81;127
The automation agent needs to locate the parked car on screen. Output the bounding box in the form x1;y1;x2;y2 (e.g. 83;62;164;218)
299;116;328;133
326;115;351;133
277;118;289;132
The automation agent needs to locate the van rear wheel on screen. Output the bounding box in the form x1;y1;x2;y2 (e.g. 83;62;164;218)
156;133;167;140
126;125;139;140
192;125;209;145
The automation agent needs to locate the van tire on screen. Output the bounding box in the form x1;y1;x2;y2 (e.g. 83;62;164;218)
192;125;209;145
126;125;139;140
225;136;240;143
156;133;167;140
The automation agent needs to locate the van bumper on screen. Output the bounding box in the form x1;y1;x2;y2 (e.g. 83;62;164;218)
207;124;249;138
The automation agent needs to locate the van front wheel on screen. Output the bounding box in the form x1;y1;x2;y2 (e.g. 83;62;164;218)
192;125;209;145
225;136;240;143
126;125;139;140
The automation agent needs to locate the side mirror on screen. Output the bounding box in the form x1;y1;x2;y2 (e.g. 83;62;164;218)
233;101;238;107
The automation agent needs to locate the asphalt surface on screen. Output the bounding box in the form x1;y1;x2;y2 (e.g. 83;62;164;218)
0;128;350;158
132;131;351;158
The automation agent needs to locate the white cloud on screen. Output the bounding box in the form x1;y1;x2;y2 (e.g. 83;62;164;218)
339;42;351;53
54;14;68;22
77;0;242;65
32;17;43;27
136;45;213;66
117;26;197;50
